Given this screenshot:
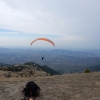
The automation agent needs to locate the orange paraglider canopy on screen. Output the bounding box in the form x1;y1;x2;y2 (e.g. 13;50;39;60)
31;38;55;46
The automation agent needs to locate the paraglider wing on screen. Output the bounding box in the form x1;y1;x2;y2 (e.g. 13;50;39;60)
31;38;55;46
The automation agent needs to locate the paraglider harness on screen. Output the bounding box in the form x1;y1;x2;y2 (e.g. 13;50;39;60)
21;81;41;100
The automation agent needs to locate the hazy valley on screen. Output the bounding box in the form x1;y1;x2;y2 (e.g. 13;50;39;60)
0;48;100;74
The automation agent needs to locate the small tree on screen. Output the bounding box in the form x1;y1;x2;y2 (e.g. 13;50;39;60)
84;69;91;73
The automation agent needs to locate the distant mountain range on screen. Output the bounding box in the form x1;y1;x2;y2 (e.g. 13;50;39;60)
0;62;11;66
0;48;100;74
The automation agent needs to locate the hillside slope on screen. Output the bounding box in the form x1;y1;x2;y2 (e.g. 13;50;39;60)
0;72;100;100
0;62;60;78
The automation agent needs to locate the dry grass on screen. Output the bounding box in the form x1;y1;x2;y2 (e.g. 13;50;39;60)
0;71;100;100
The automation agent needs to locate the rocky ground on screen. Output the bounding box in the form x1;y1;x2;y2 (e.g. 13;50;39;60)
0;71;100;100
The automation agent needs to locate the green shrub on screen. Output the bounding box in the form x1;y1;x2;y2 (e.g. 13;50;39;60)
84;69;91;73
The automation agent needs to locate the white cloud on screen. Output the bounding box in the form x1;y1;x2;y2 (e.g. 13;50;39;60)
0;32;19;35
0;0;83;35
0;0;100;49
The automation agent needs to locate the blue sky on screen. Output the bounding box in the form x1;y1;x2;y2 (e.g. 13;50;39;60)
0;0;100;49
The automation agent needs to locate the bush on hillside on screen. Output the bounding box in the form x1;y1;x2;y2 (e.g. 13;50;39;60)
84;69;91;73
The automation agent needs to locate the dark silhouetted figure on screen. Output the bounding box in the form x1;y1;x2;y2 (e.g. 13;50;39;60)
22;81;41;100
42;57;44;60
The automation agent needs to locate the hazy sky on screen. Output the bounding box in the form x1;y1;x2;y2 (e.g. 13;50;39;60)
0;0;100;49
